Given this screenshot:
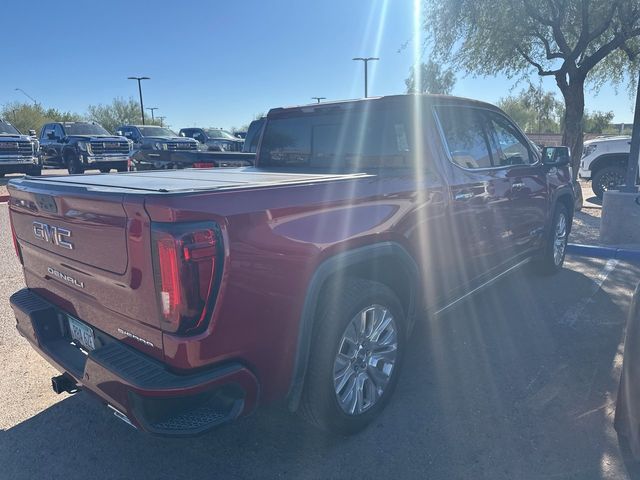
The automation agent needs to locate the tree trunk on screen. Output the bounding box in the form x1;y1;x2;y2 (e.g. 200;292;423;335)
558;78;585;181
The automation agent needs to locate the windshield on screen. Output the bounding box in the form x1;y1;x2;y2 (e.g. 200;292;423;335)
0;121;20;135
64;123;110;136
204;129;237;140
139;127;177;137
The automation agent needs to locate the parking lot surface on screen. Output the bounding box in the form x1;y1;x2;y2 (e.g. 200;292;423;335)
1;202;639;479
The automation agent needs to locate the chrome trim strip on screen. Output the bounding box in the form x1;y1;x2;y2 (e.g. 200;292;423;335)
433;258;530;316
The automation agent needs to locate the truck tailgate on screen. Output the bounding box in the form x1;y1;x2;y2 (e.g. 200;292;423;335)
8;181;164;360
10;189;129;274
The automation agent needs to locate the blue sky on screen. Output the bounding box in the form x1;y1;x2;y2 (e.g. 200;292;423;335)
1;0;635;130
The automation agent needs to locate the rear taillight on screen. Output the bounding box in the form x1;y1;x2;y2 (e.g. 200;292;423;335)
9;212;23;264
193;162;215;169
152;222;223;334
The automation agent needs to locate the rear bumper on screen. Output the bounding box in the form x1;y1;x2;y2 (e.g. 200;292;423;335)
9;288;259;437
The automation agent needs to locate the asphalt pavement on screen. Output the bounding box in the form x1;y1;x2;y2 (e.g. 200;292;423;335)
1;196;640;478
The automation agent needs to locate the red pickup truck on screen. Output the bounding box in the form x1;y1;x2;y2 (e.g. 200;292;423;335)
8;95;574;436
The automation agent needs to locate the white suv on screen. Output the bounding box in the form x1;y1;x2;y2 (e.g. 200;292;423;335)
579;136;633;198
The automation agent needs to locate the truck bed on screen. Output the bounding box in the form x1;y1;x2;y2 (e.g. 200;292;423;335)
9;168;370;194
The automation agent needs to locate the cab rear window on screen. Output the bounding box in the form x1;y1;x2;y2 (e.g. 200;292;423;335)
258;108;413;170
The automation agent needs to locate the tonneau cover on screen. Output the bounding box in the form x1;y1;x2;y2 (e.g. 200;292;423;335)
8;168;370;194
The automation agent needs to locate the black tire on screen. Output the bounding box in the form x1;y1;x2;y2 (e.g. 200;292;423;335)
0;173;4;178
533;203;570;275
299;278;406;435
116;164;128;172
592;165;626;199
66;153;84;175
28;166;42;176
99;167;111;174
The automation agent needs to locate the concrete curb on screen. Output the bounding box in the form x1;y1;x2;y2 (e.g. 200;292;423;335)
567;243;640;262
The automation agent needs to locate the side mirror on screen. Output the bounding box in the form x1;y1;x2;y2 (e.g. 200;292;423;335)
46;131;56;140
116;130;123;136
179;132;185;137
542;146;571;166
29;129;36;136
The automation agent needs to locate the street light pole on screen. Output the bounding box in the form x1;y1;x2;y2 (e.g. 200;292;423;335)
623;69;640;193
147;107;158;122
311;97;326;104
128;76;150;125
157;116;166;127
15;88;38;105
352;57;379;98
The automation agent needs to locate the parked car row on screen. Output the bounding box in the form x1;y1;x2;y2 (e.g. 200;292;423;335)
0;119;257;176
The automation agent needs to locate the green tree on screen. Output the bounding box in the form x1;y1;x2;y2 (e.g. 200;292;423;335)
405;60;456;94
423;0;640;177
583;110;615;133
0;102;82;135
498;82;564;133
86;97;158;133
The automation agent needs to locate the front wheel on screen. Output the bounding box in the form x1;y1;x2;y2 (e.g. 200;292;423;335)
99;167;111;174
533;203;570;275
66;154;84;175
592;165;626;199
28;166;42;176
299;278;406;435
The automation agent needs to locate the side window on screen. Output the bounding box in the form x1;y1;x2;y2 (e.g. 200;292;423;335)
435;106;492;169
53;124;64;140
193;131;206;143
484;112;533;166
41;124;51;140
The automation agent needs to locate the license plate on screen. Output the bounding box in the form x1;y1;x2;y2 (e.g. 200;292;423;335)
68;316;95;351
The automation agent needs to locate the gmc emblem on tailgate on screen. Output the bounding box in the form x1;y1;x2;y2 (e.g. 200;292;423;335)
33;221;74;250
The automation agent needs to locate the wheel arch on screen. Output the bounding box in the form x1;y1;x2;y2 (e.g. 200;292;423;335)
286;241;419;411
589;153;629;175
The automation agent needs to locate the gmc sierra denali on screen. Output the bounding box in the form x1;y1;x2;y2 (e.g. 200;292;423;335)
8;95;574;437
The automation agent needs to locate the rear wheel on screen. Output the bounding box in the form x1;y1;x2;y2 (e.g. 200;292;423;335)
533;203;569;275
28;165;42;176
116;164;128;172
592;165;626;199
99;167;111;173
66;153;84;175
299;278;406;435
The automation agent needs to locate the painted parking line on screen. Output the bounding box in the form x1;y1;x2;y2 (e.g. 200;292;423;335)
560;258;619;327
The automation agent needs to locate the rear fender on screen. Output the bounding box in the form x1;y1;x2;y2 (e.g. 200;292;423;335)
286;241;419;411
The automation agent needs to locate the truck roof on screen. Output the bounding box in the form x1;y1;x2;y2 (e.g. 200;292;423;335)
267;93;502;117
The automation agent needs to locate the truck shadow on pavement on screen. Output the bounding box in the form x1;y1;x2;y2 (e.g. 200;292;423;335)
1;259;639;479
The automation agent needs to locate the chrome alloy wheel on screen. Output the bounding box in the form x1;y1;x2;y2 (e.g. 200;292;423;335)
333;305;398;416
554;212;568;266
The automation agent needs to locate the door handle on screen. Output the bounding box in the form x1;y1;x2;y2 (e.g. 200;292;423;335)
512;182;526;190
454;192;474;201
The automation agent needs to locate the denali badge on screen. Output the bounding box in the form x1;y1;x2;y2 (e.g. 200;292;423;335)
117;328;155;348
33;221;73;250
47;267;84;289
